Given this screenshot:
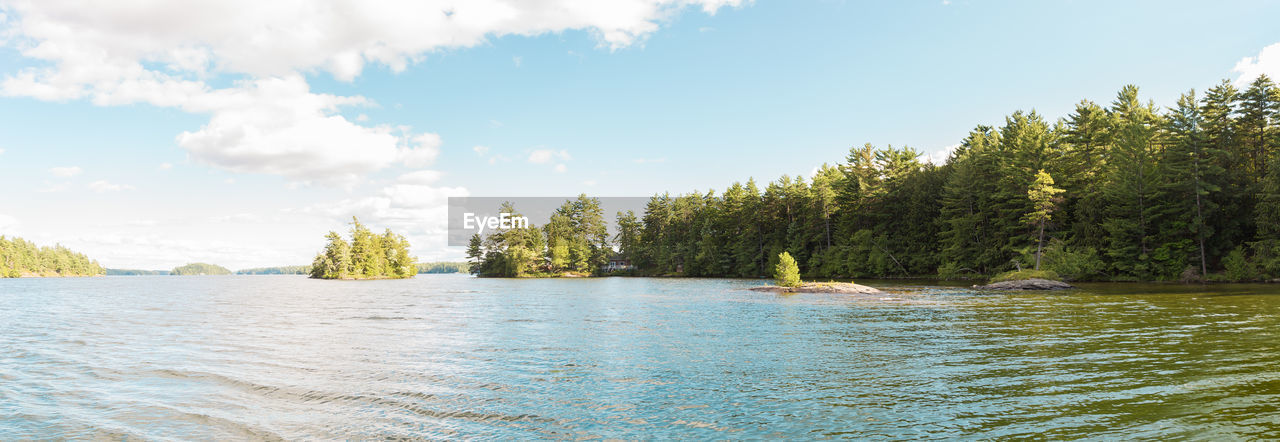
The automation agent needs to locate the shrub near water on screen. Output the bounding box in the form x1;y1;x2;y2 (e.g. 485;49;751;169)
774;252;801;288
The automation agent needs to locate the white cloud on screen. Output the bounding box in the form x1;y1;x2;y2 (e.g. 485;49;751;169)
488;154;511;164
632;157;666;164
158;162;173;170
172;75;416;182
1234;42;1280;86
925;144;960;165
397;170;442;185
88;180;134;193
398;132;442;168
473;145;490;155
513;56;523;67
49;166;82;177
554;163;567;173
0;148;6;155
528;148;571;164
0;0;744;182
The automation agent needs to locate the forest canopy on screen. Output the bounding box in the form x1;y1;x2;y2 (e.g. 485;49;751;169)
310;217;416;280
0;236;104;277
470;76;1280;282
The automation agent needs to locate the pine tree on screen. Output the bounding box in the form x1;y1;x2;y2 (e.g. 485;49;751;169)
774;251;801;288
1153;90;1222;279
1103;85;1161;278
1024;170;1064;270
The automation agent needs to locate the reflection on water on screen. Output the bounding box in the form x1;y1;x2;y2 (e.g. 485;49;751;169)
1;276;1278;438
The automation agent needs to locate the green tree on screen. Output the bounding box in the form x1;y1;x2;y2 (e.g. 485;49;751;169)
1023;169;1064;270
1103;85;1161;278
774;251;801;288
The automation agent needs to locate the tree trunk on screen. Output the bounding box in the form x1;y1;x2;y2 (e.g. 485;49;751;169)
1035;221;1045;270
1194;143;1208;278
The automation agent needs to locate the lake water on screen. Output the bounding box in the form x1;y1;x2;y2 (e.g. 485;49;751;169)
2;276;1278;439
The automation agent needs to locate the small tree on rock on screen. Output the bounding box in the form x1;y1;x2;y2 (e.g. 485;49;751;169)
774;251;801;288
1024;169;1065;270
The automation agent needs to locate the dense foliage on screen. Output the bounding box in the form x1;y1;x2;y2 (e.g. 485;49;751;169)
0;236;104;277
467;196;611;277
170;262;232;275
624;79;1280;282
310;218;416;279
469;78;1280;282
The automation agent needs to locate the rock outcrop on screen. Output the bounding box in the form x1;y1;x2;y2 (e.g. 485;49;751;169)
749;282;883;294
973;278;1074;290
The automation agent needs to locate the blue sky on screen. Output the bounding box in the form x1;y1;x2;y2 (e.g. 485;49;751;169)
1;0;1278;269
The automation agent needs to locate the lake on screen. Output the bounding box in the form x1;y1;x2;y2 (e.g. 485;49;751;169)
2;276;1278;439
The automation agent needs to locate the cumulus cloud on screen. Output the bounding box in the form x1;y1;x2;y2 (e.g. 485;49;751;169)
925;144;960;165
0;0;744;182
88;180;134;193
1234;42;1280;86
49;166;82;177
398;133;442;168
528;148;571;164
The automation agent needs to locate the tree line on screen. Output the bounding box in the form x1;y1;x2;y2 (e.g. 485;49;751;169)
0;236;104;277
310;217;416;279
471;77;1280;282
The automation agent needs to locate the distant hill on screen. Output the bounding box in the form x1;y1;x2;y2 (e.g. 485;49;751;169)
237;265;309;275
106;269;169;276
170;263;232;276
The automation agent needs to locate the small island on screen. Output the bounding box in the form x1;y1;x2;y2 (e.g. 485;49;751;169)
972;269;1074;290
309;217;415;280
749;252;883;294
170;263;232;275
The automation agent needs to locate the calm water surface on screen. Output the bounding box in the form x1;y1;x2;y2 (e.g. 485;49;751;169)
2;276;1278;439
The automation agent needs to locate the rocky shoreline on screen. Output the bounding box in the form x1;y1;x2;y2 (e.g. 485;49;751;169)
749;282;883;294
973;278;1074;290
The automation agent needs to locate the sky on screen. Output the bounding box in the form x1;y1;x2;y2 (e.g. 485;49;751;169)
1;0;1278;270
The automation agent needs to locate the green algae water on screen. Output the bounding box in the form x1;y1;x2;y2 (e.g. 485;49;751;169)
1;275;1277;439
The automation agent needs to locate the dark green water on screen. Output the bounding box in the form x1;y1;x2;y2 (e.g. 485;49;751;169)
1;276;1277;439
